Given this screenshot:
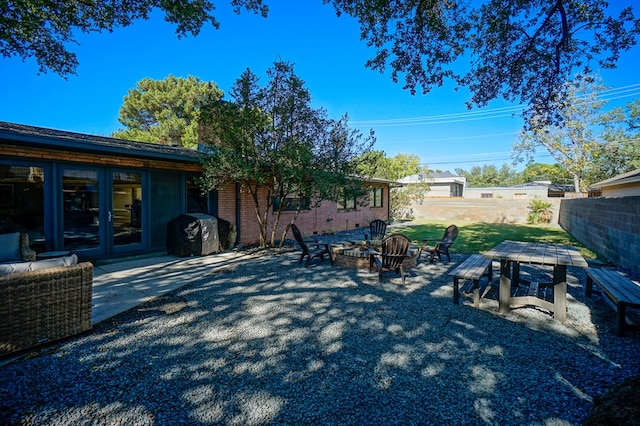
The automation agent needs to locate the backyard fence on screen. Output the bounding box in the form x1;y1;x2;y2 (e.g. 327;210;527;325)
408;198;562;224
559;196;640;276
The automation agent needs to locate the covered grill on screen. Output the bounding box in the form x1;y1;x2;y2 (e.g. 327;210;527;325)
166;213;222;257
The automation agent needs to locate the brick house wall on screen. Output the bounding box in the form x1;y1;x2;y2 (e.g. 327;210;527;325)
217;184;390;246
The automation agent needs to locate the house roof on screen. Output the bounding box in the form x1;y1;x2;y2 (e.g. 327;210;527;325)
364;176;405;187
0;121;201;163
591;168;640;188
398;171;466;184
432;171;460;179
1;121;400;188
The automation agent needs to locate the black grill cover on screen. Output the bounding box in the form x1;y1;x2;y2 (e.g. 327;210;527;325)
167;213;220;256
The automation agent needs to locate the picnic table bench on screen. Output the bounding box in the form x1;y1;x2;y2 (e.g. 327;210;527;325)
449;254;493;307
585;267;640;336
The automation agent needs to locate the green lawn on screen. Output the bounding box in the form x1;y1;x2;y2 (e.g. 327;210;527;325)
390;219;598;260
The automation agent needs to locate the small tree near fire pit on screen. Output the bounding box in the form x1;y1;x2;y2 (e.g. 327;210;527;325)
198;60;374;248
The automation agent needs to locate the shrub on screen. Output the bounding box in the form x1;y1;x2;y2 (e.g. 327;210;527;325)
527;199;553;224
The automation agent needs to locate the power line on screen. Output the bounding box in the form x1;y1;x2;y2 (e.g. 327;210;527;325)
422;153;554;166
417;136;640;167
351;84;640;127
353;105;525;125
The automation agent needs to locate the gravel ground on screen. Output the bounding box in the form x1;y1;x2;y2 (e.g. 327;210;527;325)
1;231;639;425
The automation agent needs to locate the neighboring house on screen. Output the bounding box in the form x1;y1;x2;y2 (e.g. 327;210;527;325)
398;171;574;199
589;168;640;197
398;171;465;197
0;121;392;261
463;182;575;199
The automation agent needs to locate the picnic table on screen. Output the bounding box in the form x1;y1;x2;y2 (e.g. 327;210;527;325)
483;240;588;323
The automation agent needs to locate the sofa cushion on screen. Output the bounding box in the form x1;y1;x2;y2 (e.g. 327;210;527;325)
32;254;79;270
0;254;78;276
0;232;21;262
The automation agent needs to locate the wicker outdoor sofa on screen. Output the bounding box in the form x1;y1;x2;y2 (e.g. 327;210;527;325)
0;261;93;357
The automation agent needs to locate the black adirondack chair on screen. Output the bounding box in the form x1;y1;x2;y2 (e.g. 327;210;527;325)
369;233;412;284
291;224;333;267
423;224;459;262
366;219;387;242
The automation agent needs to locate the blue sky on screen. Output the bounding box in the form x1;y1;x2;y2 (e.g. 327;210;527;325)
2;0;639;172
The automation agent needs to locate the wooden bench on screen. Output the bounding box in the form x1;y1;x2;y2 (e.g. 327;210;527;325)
586;268;640;336
449;254;493;307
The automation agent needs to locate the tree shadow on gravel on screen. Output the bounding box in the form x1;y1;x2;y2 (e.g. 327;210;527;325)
1;252;638;425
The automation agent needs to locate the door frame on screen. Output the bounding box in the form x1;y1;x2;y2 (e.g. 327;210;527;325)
58;165;149;259
109;167;148;255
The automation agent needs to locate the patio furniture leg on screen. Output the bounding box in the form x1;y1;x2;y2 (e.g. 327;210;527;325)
472;279;480;307
553;265;567;323
499;260;511;314
453;277;460;304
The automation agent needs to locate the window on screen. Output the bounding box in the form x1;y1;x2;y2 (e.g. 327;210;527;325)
370;187;383;208
187;175;208;213
337;193;356;210
481;193;494;199
273;196;310;211
0;163;46;251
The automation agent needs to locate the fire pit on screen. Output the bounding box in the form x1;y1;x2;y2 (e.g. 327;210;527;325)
331;241;420;269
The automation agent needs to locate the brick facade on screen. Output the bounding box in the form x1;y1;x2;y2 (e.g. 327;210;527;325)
218;184;390;246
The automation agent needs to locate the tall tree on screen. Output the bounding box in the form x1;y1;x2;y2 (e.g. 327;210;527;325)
326;1;639;124
589;99;640;183
520;163;572;185
455;164;519;187
514;75;609;192
199;61;374;247
513;76;640;191
113;75;223;148
1;0;268;75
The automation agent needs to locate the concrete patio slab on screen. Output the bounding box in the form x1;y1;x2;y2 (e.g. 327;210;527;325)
91;251;254;324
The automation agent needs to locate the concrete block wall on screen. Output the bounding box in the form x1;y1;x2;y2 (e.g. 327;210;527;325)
559;196;640;275
409;198;562;224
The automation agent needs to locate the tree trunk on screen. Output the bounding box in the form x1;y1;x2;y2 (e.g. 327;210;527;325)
573;174;581;194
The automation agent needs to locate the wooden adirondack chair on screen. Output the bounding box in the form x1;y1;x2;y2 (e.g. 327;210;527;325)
366;219;387;243
423;224;459;262
369;233;411;284
291;224;333;267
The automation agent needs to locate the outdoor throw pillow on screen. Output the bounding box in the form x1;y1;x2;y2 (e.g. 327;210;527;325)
0;232;21;262
0;254;78;276
30;254;79;270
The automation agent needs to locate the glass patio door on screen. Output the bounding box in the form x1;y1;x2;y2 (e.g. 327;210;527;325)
62;168;145;257
62;168;102;253
111;170;143;250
